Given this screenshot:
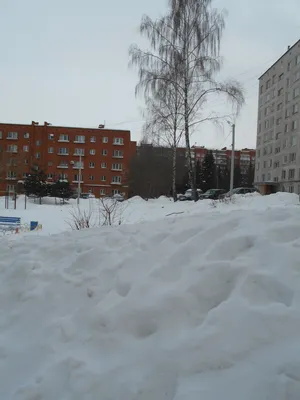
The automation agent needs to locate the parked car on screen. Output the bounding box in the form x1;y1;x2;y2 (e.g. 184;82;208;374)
80;193;95;199
199;189;226;200
112;193;125;202
178;188;203;201
222;187;259;198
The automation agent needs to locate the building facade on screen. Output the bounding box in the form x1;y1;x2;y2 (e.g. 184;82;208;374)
0;121;136;197
192;146;256;173
255;39;300;194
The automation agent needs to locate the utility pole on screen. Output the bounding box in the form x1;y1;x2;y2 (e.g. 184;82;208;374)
77;154;82;205
230;123;235;192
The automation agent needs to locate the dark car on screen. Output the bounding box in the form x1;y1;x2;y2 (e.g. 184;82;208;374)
199;189;227;200
222;187;259;198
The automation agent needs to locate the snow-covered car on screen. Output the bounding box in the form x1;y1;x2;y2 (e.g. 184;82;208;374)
178;188;203;201
199;189;226;200
221;187;259;198
112;193;125;202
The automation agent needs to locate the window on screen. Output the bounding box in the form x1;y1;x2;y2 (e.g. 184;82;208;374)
268;159;272;168
276;132;282;140
283;155;288;164
58;173;68;180
276;117;282;125
47;173;53;180
263;147;267;156
24;132;29;139
100;188;106;195
36;152;40;159
257;149;260;158
290;153;296;162
59;134;69;142
293;87;300;98
48;147;54;153
112;163;122;171
113;137;124;145
288;169;295;179
102;149;108;156
90;149;96;155
279;73;284;81
268;145;273;154
291;135;297;146
58;147;69;155
89;175;94;181
58;161;68;168
266;80;271;89
283;138;288;148
262;174;265;181
102;137;108;143
292;120;298;131
89;162;95;168
36;140;41;146
48;161;53;166
272;75;276;84
73;161;83;169
293;104;299;114
90;136;96;143
288;62;291;71
74;148;84;156
73;174;82;182
74;135;85;143
23;145;29;152
266;93;271;102
48;133;54;140
285;108;291;118
23;173;29;179
267;172;271;181
286;78;290;87
295;71;300;81
258;123;261;133
7;171;17;179
7;132;18;139
7;145;18;153
101;162;107;168
289;186;294;193
101;175;106;181
260;85;263;94
256;161;260;170
285;124;289;133
257;137;261;146
278;88;283;96
275;146;281;154
112;189;121;195
277;103;283;111
263;161;267;168
113;150;123;158
264;120;269;129
112;176;122;183
287;92;292;103
24;159;28;165
296;55;300;65
274;161;280;168
282;170;286;180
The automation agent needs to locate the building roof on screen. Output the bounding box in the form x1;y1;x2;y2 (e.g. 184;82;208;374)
258;39;300;80
0;122;130;132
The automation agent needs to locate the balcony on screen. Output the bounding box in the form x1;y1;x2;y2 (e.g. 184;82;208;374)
73;153;85;157
112;155;123;159
57;152;69;156
72;180;84;183
57;165;69;169
111;181;122;185
74;141;85;144
72;166;84;170
57;139;70;143
111;169;123;172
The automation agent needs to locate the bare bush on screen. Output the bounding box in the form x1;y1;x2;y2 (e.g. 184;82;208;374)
67;207;94;230
99;198;123;226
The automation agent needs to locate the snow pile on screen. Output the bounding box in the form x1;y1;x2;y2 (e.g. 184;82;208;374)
0;192;299;236
1;194;300;399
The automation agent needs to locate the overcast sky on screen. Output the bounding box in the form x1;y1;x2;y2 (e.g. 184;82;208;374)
0;0;299;150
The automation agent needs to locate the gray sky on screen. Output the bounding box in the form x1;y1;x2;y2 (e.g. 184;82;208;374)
0;0;299;150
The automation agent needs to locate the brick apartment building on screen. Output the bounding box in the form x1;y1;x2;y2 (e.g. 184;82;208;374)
191;146;256;173
0;121;136;197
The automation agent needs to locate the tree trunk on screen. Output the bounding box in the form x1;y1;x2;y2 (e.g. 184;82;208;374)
172;145;177;202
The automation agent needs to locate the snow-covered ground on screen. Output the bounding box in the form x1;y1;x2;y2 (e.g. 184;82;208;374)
1;193;300;399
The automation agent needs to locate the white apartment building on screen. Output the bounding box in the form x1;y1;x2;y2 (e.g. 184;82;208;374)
255;39;300;194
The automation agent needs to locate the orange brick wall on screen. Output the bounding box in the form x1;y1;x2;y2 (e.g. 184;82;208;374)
0;122;136;198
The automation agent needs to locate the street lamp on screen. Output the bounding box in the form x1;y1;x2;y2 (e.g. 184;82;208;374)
227;121;236;192
70;154;82;205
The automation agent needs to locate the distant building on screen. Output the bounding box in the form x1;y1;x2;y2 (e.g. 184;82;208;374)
192;146;256;173
0;121;136;197
255;39;300;194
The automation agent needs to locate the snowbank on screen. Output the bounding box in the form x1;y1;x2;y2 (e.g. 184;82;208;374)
1;193;300;399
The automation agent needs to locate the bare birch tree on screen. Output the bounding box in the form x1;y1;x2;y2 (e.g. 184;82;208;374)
129;0;244;201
